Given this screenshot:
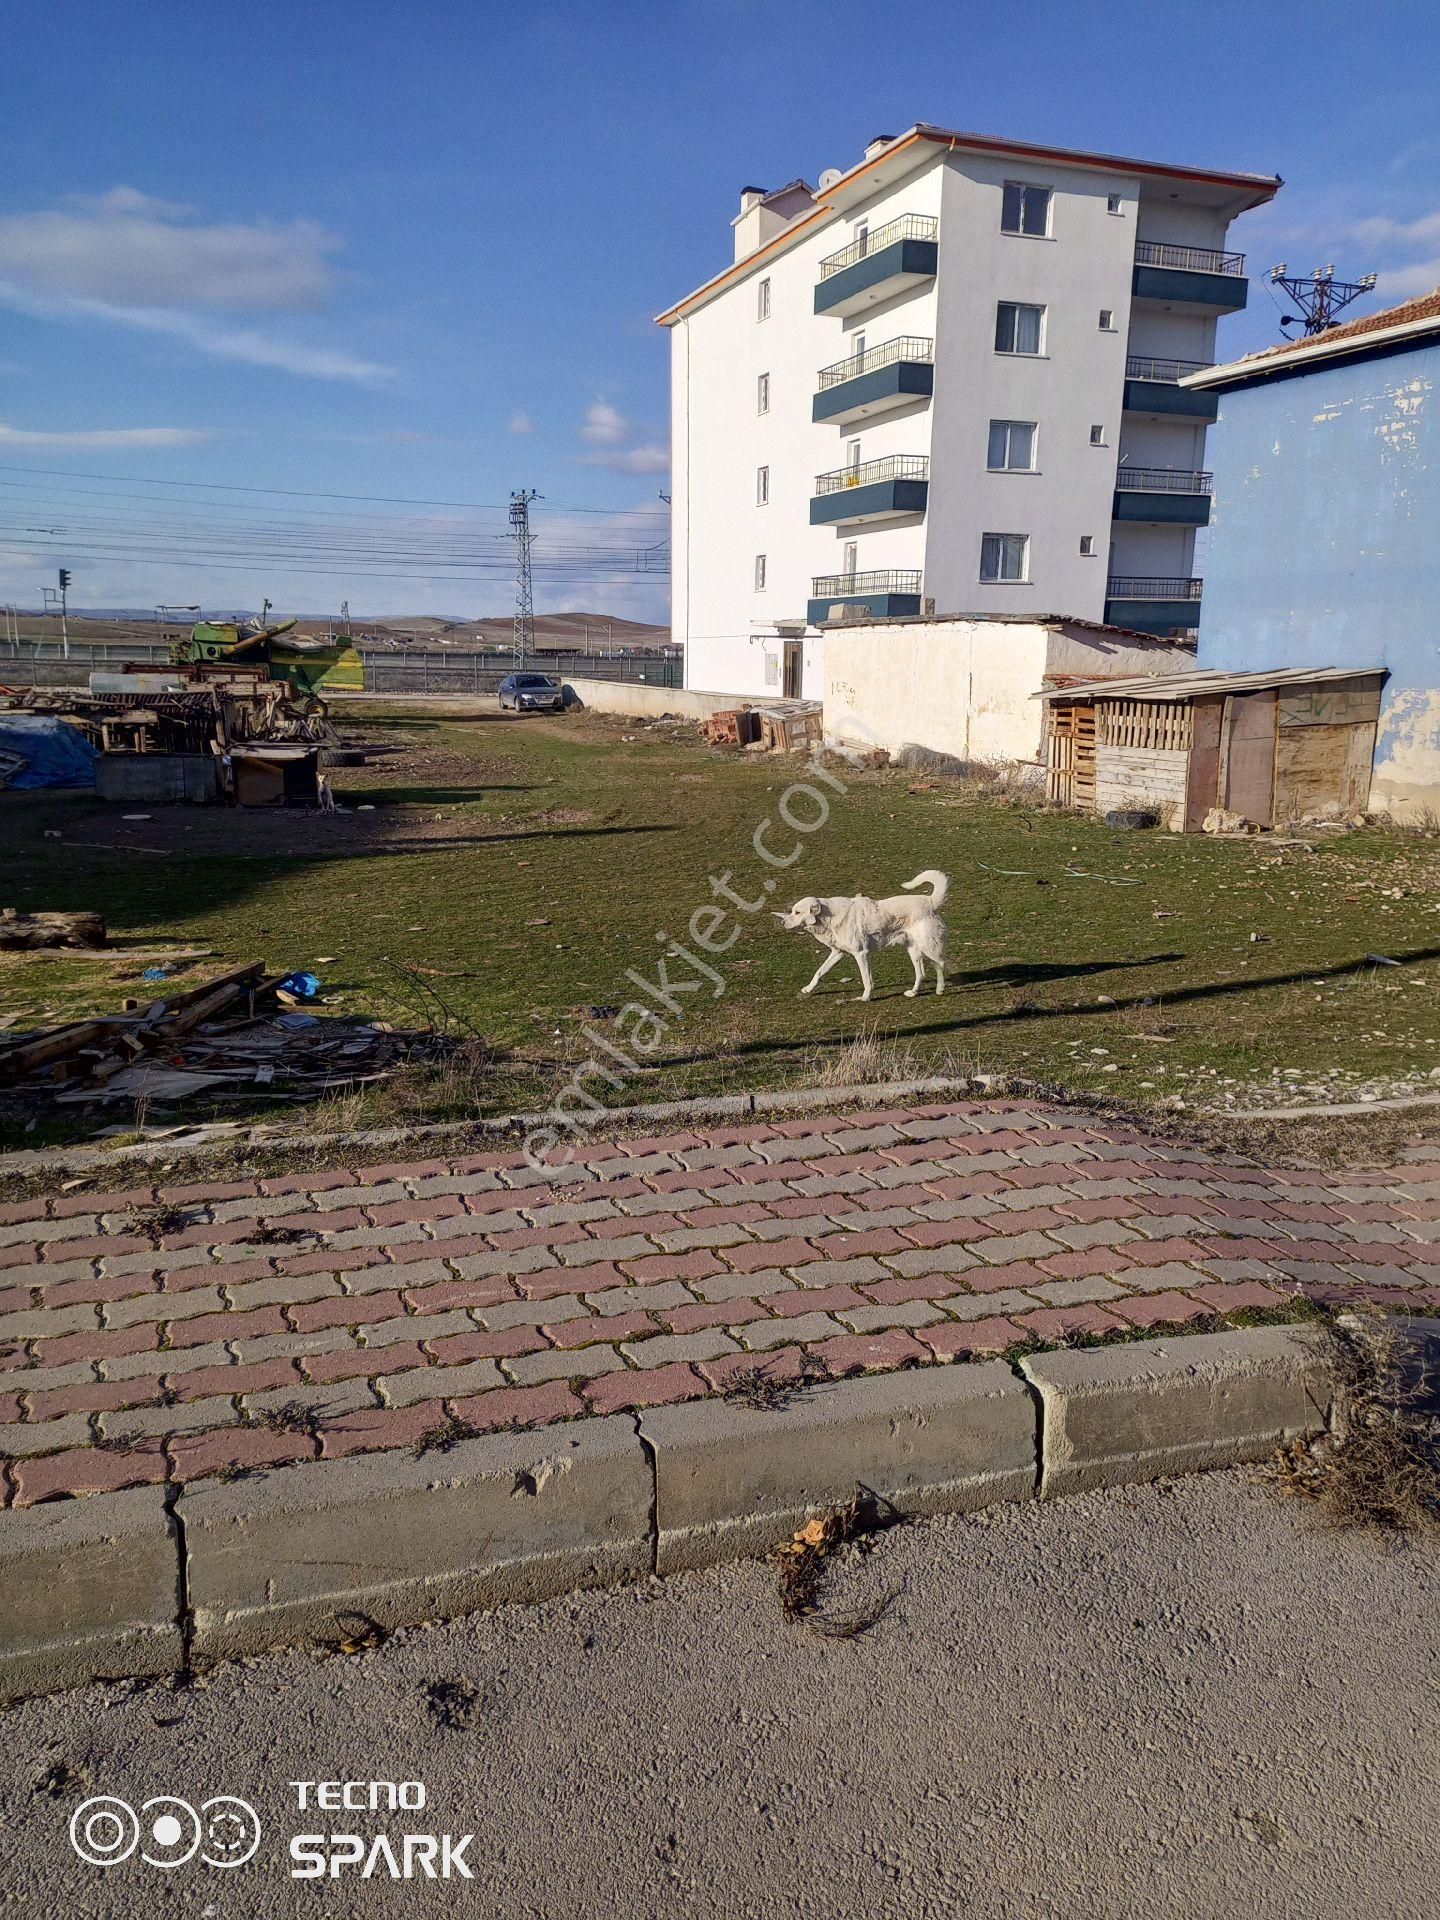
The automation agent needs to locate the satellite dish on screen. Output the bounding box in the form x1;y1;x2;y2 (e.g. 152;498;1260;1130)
818;168;843;190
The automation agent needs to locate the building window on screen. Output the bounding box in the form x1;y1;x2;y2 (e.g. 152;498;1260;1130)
756;372;770;414
995;302;1045;355
987;420;1037;471
1098;308;1116;330
842;539;859;584
1001;181;1051;237
756;277;771;321
1089;424;1106;446
1079;534;1096;556
753;554;767;591
980;532;1029;583
1107;193;1123;215
756;465;769;506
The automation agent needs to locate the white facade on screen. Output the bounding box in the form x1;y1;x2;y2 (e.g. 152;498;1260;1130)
823;616;1196;767
661;126;1278;699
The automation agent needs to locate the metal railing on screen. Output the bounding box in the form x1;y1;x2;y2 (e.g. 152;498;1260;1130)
1124;353;1214;384
1135;239;1245;277
0;638;682;694
817;335;935;390
1106;575;1204;600
1113;466;1213;494
812;569;923;597
818;214;939;279
814;454;930;495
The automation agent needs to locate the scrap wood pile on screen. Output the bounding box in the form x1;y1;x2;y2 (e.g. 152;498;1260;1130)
701;701;823;753
0;962;426;1110
0;678;331;756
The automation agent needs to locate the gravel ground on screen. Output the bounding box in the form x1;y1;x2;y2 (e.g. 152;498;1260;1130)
1;1469;1436;1918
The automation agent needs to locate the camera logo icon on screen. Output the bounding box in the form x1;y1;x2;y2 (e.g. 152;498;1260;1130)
70;1794;261;1870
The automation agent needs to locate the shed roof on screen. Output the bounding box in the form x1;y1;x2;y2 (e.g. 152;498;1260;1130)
1186;287;1440;389
1037;664;1385;703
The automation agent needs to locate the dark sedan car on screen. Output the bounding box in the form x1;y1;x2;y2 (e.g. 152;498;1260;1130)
498;672;565;712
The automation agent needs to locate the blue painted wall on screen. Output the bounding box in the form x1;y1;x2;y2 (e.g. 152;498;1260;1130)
1197;339;1440;813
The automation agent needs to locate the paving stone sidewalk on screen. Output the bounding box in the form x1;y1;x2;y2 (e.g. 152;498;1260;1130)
2;1099;1437;1509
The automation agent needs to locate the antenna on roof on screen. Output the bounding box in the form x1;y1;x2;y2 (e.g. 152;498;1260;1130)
1268;262;1378;336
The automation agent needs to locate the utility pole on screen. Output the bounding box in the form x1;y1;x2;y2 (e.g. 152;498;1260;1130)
1269;264;1377;337
509;488;541;667
57;568;71;659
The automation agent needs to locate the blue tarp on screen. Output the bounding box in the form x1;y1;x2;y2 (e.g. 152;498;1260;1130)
0;716;97;789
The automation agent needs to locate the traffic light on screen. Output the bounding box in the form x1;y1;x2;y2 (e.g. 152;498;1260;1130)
57;569;71;593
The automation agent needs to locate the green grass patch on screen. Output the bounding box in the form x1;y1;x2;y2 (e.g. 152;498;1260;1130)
2;704;1437;1148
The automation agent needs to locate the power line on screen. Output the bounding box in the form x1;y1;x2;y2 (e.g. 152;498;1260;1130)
0;461;668;518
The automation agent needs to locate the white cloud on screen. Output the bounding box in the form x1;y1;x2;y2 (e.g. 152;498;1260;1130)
0;281;392;385
508;408;535;434
0;188;390;384
1376;256;1440;300
577;442;670;475
581;399;627;445
0;191;338;310
0;422;210;449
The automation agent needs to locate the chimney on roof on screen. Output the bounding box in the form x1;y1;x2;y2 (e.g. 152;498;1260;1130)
731;179;816;263
865;134;895;160
738;186;767;215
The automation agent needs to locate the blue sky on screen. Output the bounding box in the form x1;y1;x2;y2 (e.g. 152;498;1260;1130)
1;0;1436;622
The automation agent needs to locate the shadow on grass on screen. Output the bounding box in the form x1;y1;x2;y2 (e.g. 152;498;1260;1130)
643;946;1440;1070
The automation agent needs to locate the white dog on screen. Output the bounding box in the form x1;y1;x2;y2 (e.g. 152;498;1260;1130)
774;870;949;1002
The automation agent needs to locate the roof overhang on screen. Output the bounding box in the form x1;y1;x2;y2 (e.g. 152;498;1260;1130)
1186;312;1440;391
656;127;1281;328
1037;665;1386;702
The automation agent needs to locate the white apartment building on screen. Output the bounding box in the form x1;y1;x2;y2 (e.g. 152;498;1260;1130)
658;124;1280;700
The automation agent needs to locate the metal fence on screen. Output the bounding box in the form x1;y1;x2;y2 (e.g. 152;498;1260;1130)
818;214;938;279
817;335;934;389
0;638;681;695
1135;239;1245;276
357;648;681;697
1106;575;1204;600
812;569;923;597
1113;466;1213;494
1124;354;1214;384
815;454;930;495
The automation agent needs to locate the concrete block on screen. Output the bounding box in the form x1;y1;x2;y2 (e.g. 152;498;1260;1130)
1021;1326;1332;1498
180;1414;651;1662
640;1361;1036;1574
0;1487;182;1700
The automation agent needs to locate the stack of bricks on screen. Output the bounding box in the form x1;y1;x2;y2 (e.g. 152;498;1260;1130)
2;1099;1436;1509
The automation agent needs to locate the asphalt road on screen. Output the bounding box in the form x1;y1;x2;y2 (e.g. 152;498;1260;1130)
1;1469;1435;1918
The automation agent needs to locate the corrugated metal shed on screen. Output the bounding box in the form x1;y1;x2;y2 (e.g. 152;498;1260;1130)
1037;664;1384;703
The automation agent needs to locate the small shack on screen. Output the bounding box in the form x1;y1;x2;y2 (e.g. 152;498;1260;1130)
1041;665;1386;830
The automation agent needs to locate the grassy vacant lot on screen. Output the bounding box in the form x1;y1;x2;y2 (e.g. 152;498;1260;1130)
1;702;1437;1146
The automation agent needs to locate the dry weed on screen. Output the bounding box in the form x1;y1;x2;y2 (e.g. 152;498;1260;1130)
1271;1308;1440;1532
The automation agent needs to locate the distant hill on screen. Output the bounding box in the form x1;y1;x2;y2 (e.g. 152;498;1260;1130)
7;608;674;653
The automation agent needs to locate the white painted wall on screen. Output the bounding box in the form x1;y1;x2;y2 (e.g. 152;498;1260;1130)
668;136;1266;699
822;617;1196;765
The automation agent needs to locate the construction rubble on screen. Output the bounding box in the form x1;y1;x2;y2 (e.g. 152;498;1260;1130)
0;663;339;806
0;962;433;1114
701;701;823;753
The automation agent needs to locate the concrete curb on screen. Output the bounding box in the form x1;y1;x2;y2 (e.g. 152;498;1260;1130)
1021;1326;1333;1498
0;1328;1337;1700
0;1485;183;1700
180;1416;652;1665
640;1362;1036;1574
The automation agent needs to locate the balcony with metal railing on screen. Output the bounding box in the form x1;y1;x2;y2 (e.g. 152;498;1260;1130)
813;336;935;425
1112;465;1213;527
810;454;930;526
1104;574;1204;634
1122;353;1219;421
806;567;924;626
1133;237;1248;311
814;214;939;317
